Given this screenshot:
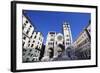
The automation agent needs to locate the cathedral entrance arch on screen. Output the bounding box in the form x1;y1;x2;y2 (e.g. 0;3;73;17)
48;48;54;58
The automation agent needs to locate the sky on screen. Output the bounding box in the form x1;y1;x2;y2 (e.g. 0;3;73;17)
23;10;91;44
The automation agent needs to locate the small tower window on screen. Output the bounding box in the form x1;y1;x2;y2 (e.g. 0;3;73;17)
66;35;69;37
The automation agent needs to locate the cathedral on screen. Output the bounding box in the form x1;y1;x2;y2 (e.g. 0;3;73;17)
42;21;73;61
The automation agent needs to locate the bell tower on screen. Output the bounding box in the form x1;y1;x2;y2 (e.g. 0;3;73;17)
63;22;73;50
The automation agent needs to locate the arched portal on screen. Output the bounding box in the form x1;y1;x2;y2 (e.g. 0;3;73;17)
48;48;54;58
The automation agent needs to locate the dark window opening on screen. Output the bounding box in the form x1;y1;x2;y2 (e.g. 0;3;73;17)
50;39;54;41
30;54;33;57
34;35;36;39
24;23;26;26
32;58;34;61
36;32;38;34
23;49;27;52
30;35;32;38
23;42;25;46
23;36;26;40
28;53;30;56
22;26;24;30
26;20;28;23
26;58;29;61
66;35;69;37
66;39;69;41
26;30;29;34
31;44;33;47
33;40;35;43
28;27;31;31
23;53;25;56
50;32;55;34
30;49;32;52
66;42;70;45
28;40;30;43
32;31;34;34
30;25;32;28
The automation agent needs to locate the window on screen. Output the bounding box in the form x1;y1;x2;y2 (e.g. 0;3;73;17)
63;41;64;44
23;42;25;46
50;39;54;41
32;31;34;34
41;39;42;42
36;32;38;34
84;33;86;37
23;36;26;40
23;53;25;56
56;42;57;44
34;54;37;57
35;50;37;52
26;20;28;23
30;49;32;52
39;37;41;40
31;44;34;47
23;49;26;52
28;27;31;31
66;35;69;37
26;30;29;34
30;35;32;38
66;39;69;41
48;42;53;45
51;34;54;36
50;32;55;34
32;58;34;61
33;40;35;43
22;26;24;30
28;53;31;56
26;58;29;61
30;25;32;28
34;35;36;39
30;54;33;57
67;25;69;28
28;40;30;43
24;23;26;26
66;42;70;45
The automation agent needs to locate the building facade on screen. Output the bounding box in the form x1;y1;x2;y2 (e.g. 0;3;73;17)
22;15;44;62
73;23;91;59
42;21;73;61
22;15;35;49
54;33;64;57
